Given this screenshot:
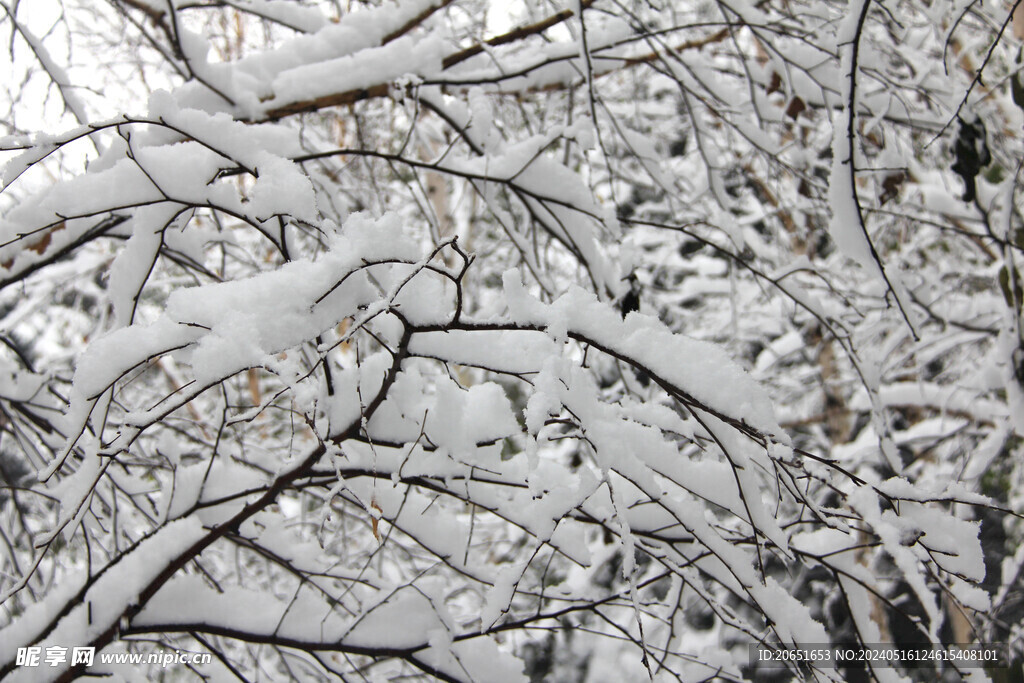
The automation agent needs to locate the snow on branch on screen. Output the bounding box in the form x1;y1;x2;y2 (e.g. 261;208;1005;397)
0;0;1017;680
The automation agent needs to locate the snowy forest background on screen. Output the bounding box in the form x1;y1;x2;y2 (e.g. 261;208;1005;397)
1;0;1023;681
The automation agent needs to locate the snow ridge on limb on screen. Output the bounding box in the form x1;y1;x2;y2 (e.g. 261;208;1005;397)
828;0;919;339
